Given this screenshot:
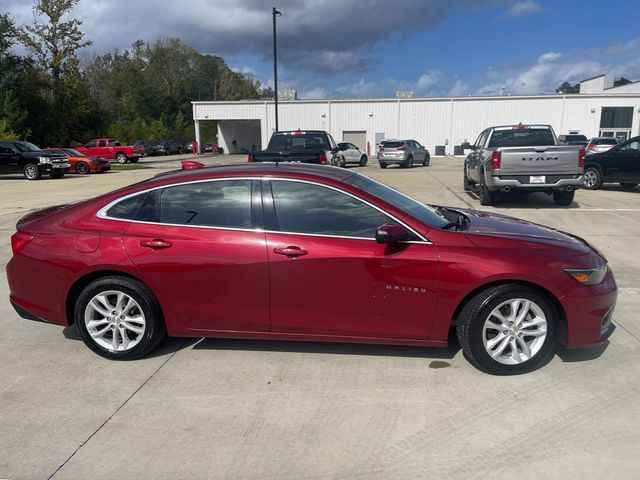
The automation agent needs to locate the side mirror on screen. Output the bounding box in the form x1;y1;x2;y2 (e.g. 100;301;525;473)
375;223;412;244
462;141;476;150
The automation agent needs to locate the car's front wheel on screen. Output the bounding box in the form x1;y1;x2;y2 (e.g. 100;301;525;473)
23;164;41;180
76;162;90;175
75;276;166;360
359;155;368;167
583;168;602;190
457;284;556;375
116;153;128;164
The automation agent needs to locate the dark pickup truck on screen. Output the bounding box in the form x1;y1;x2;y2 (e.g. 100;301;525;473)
248;130;342;166
0;140;70;180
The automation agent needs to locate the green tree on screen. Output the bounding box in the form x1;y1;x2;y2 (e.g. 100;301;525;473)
614;77;632;87
555;81;580;94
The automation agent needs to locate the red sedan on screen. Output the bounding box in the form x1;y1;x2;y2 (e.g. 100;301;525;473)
6;163;616;374
42;148;111;174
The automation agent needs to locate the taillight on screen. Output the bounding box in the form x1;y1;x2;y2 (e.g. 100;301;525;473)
247;154;254;163
578;148;585;168
397;147;407;151
11;232;33;255
319;152;327;165
491;151;501;169
587;143;596;151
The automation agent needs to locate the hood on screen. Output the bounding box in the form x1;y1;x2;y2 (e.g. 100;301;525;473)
22;151;66;159
457;208;592;255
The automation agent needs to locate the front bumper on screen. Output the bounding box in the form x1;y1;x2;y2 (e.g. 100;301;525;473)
560;268;617;348
487;174;583;190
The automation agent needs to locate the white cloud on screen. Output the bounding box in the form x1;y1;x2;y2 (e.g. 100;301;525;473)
298;87;329;99
506;0;545;17
448;79;470;96
336;78;378;97
417;70;444;89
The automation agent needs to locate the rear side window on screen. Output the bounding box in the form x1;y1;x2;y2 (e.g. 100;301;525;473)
158;180;253;229
488;129;555;148
106;193;147;220
268;133;330;150
270;180;391;238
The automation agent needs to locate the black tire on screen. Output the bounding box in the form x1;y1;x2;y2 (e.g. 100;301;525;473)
23;164;41;180
76;162;90;175
116;153;128;164
552;189;575;206
422;154;430;166
401;156;414;168
380;163;388;169
50;173;64;179
478;180;497;206
74;276;166;360
339;155;346;168
463;168;473;192
129;158;139;163
456;284;556;375
359;155;368;167
582;167;602;190
620;183;638;190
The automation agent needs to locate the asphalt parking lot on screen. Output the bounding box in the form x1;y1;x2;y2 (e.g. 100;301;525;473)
1;154;639;479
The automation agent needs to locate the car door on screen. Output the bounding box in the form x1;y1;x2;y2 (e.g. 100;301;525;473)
0;143;19;174
345;143;360;163
95;139;108;158
264;179;439;339
466;130;488;183
120;179;270;333
615;139;640;182
414;141;427;161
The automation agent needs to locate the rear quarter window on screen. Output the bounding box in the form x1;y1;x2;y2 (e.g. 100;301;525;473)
105;193;147;220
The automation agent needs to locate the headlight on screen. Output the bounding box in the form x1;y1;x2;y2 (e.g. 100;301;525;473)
38;157;51;164
565;264;608;285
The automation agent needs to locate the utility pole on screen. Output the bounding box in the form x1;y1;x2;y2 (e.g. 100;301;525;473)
272;7;282;132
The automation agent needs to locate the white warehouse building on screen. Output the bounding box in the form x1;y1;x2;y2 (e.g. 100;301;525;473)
191;74;640;156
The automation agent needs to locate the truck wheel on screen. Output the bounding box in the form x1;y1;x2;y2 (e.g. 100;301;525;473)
463;169;473;192
552;190;575;206
359;155;368;167
582;168;602;190
456;284;556;375
620;183;638;190
76;162;90;175
478;182;497;206
116;153;128;164
23;164;41;180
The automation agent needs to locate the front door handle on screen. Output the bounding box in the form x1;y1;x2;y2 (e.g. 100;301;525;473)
140;239;173;249
273;246;308;257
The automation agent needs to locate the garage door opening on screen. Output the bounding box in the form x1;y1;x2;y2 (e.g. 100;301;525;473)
216;120;262;155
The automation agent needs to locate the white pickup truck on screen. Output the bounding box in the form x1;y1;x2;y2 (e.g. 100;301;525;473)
462;124;585;206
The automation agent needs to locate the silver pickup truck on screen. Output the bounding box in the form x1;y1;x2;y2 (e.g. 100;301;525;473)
462;124;584;206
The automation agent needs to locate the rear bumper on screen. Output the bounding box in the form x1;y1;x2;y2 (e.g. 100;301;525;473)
560;269;617;348
378;157;408;165
487;174;583;191
10;298;47;323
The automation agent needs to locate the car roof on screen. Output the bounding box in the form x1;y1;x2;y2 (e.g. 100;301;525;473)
149;162;355;185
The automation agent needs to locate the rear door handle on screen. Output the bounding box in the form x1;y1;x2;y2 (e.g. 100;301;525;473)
273;246;308;257
140;239;173;249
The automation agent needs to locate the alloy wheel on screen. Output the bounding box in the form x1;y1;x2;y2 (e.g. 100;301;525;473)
583;170;599;189
482;298;547;365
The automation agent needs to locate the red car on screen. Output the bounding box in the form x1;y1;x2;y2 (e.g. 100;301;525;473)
6;163;616;374
42;148;111;174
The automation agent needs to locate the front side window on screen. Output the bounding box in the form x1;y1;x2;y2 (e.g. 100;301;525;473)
158;180;253;229
85;141;97;148
620;140;640;152
270;180;391;238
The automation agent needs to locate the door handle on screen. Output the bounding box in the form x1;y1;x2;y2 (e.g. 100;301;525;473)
140;239;173;249
273;246;308;257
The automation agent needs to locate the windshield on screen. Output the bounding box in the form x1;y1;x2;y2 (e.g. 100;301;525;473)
344;173;449;229
488;129;555;148
13;141;41;152
64;148;85;156
268;132;330;150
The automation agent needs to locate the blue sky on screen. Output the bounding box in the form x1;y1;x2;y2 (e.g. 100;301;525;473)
5;0;640;99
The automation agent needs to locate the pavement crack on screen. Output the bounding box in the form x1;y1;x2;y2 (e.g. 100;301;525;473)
47;344;183;479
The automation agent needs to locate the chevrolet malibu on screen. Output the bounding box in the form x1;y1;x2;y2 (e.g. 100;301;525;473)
7;163;616;374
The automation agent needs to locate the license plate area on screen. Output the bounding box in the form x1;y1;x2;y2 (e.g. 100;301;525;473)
529;175;546;184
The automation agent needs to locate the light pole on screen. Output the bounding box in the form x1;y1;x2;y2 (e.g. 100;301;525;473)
272;7;282;132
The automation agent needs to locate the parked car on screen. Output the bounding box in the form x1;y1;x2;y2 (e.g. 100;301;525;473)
586;137;618;155
337;142;368;167
131;140;158;157
558;134;589;148
378;139;430;168
7;162;616;374
0;140;69;180
155;139;183;155
583;136;640;190
463;124;584;206
249;130;341;166
42;148;111;175
76;139;142;164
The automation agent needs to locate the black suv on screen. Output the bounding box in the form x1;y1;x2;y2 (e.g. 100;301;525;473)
155;139;183;155
0;141;70;180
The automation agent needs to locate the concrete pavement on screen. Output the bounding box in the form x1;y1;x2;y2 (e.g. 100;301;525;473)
1;154;639;479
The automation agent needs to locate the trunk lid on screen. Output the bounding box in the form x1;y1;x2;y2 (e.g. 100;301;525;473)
496;145;582;175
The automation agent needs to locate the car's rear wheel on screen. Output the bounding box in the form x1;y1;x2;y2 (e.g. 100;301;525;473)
76;162;90;175
402;156;414;168
620;183;638;190
23;164;41;180
359;155;368;167
552;189;575;206
463;168;473;192
456;284;556;375
75;276;165;360
116;153;127;164
583;168;602;190
380;163;388;169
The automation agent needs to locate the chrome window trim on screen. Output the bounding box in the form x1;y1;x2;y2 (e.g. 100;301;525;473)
96;175;432;244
